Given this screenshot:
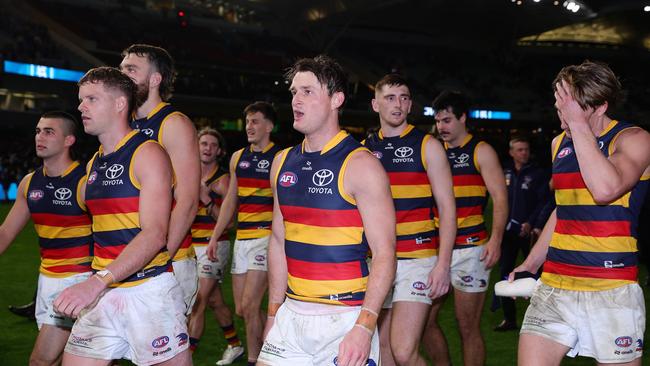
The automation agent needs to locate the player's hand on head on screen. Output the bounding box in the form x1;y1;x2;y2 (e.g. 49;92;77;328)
337;325;372;366
554;79;589;129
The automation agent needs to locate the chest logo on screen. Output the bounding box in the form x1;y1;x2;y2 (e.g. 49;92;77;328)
394;146;414;158
455;153;470;164
313;169;334;187
239;161;251;169
557;147;572;159
371;151;383;159
279;172;298;187
106;164;125;179
257;160;270;169
54;188;72;200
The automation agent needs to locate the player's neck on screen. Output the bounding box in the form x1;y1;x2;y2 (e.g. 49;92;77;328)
43;154;74;177
250;137;271;152
201;161;217;178
379;120;408;138
99;124;133;155
446;131;469;148
303;123;340;153
589;116;613;137
135;94;164;120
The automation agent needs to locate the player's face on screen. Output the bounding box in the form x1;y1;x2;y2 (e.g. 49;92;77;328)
509;141;530;165
290;71;341;135
372;84;412;128
34;118;69;159
435;108;465;143
245;111;272;145
199;134;220;164
120;53;152;104
78;82;121;136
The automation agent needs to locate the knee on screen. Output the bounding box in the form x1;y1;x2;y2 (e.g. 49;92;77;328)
240;301;260;320
456;318;480;339
391;342;417;365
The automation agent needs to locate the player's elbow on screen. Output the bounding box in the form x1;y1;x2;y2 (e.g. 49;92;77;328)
591;188;620;205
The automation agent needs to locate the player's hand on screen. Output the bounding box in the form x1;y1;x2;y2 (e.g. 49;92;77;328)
519;222;531;237
508;262;535;283
554;79;590;132
206;236;219;262
53;276;106;318
427;263;450;299
480;238;501;269
337;325;372;366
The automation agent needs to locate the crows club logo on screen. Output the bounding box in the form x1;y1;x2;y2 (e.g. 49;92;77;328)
257;159;270;169
312;169;334;187
558;147;572;159
106;164;124;179
54;187;72;200
279;172;297;187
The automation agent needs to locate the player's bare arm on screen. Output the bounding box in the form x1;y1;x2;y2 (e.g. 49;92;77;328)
337;150;396;366
208;173;230;221
161;113;200;258
207;151;241;261
0;175;32;255
476;142;508;268
424;137;456;299
263;151;288;338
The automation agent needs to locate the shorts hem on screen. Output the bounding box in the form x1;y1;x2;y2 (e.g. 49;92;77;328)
451;284;489;293
391;297;432;305
519;329;574;351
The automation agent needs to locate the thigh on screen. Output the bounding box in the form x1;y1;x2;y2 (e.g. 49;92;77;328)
390;301;430;350
32;324;71;363
242;270;268;308
453;290;486;327
518;333;570;366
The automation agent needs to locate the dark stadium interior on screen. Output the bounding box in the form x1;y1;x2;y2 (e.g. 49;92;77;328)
1;0;649;185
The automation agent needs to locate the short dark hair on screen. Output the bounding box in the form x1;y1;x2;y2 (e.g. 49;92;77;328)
509;136;530;149
41;110;78;137
40;110;79;159
375;73;409;93
122;44;177;101
432;90;470;120
79;67;137;117
552;60;622;111
285;55;348;107
198;127;227;159
244;101;277;124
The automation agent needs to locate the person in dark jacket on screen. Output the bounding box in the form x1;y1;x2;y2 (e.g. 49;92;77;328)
494;136;551;331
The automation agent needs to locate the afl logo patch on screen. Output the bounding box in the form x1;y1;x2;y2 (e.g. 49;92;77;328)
239;161;250;169
28;190;44;201
558;147;572;159
279;172;297;187
87;171;98;185
371;151;383;159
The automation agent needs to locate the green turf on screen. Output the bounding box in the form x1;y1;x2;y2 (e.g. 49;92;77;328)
0;203;648;365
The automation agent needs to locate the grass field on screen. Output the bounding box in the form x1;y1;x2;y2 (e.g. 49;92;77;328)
0;202;648;365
